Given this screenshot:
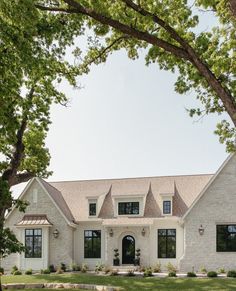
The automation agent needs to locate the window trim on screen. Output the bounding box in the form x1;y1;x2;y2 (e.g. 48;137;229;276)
163;200;171;215
157;229;176;259
216;224;236;252
118;202;140;215
25;228;42;258
84;230;101;259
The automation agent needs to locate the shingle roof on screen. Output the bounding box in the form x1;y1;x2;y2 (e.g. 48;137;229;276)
39;178;75;223
46;174;213;221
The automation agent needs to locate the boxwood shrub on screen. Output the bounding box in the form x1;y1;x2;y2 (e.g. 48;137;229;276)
187;271;196;277
227;270;236;278
207;271;217;278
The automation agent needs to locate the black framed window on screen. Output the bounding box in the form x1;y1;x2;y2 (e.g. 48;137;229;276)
84;230;101;258
118;202;139;215
158;229;176;258
217;225;236;252
25;229;42;258
163;201;171;214
89;203;96;216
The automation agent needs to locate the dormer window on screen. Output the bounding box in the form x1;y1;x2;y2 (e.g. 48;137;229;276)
118;202;139;215
89;202;97;216
163;201;171;214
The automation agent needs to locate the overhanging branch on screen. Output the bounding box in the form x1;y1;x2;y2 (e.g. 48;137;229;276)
36;0;190;61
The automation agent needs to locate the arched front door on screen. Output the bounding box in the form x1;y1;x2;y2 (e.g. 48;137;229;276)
122;235;135;264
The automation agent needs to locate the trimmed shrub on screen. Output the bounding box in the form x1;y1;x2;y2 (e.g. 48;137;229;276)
60;263;66;272
168;271;176;277
227;270;236;278
49;264;56;273
153;262;161;273
95;262;104;273
81;263;88;273
187;271;196;277
0;267;4;274
71;263;81;272
166;262;177;273
207;271;218;278
218;268;226;274
25;269;32;275
13;270;22;275
11;265;18;275
200;266;207;274
143;267;153;277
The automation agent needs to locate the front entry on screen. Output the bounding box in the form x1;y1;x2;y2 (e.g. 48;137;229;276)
122;235;135;264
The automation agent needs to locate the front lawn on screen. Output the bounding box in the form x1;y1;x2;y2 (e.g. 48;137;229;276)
2;273;236;290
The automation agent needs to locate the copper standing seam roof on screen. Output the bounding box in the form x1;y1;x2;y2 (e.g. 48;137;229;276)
16;214;52;226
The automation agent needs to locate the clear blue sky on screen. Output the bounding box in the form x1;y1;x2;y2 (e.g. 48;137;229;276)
12;11;229;195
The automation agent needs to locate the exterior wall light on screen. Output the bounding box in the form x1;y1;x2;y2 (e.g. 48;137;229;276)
141;228;146;236
198;225;204;236
109;228;113;237
53;229;59;238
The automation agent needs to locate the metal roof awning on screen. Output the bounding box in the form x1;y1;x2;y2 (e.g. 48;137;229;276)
16;214;53;227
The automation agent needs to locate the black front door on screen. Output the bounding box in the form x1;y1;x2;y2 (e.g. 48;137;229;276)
122;235;135;264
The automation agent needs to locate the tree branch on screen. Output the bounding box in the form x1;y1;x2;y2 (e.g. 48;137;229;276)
121;0;236;125
36;0;191;61
82;35;128;68
35;4;77;13
229;0;236;18
9;172;35;187
37;0;236;125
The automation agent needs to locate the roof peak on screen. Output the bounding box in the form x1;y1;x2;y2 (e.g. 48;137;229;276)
48;173;214;184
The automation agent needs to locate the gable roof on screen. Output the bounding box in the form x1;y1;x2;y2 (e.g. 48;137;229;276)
47;174;213;221
39;178;75;223
183;154;234;220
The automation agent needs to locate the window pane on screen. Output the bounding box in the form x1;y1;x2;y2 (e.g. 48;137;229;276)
217;225;236;252
25;228;42;258
158;237;167;258
84;230;101;258
118;202;139;215
163;201;171;214
89;203;96;216
158;229;176;258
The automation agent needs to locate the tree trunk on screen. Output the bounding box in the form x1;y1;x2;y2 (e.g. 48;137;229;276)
229;0;236;18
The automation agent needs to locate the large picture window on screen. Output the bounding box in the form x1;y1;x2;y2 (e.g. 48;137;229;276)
217;225;236;252
118;202;139;215
158;229;176;258
84;230;101;258
25;229;42;258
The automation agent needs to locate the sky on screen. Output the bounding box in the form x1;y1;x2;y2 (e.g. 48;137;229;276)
12;9;229;196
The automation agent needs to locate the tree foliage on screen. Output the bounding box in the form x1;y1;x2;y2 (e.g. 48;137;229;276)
0;0;83;261
35;0;236;151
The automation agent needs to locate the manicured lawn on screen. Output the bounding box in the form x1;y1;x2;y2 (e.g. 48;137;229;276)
2;273;236;290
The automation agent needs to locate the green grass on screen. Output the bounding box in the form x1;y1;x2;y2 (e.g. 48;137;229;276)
2;273;236;290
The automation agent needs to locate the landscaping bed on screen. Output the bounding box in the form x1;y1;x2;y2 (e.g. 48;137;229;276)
2;273;236;291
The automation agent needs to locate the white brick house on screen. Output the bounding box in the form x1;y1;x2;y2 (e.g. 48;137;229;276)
3;154;236;272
